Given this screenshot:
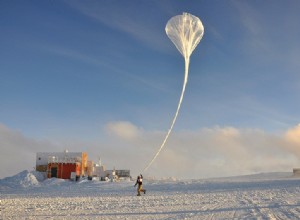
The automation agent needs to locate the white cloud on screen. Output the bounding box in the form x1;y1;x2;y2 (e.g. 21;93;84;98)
230;0;300;73
230;1;283;64
284;124;300;158
1;122;300;179
65;0;168;52
105;121;142;140
285;124;300;144
0;124;60;178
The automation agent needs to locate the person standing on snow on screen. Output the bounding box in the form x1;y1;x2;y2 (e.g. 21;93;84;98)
134;174;146;196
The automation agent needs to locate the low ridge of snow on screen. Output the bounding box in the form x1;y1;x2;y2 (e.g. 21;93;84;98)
1;170;300;219
207;172;294;182
0;170;41;189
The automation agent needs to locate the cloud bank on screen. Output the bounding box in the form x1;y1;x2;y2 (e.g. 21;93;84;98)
0;124;61;178
1;122;299;179
103;121;300;178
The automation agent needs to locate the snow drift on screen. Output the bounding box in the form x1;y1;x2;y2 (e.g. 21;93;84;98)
0;170;42;189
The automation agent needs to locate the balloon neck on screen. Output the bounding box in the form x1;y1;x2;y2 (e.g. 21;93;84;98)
184;57;190;84
184;57;190;69
185;56;190;63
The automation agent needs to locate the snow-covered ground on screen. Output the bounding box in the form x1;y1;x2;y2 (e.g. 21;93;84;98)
1;171;300;219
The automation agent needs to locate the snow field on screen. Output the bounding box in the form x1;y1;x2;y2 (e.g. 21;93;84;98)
1;171;300;219
2;188;300;219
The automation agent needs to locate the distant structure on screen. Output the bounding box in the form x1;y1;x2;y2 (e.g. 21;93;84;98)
36;150;130;181
293;168;300;176
105;169;131;182
36;150;89;181
114;170;131;178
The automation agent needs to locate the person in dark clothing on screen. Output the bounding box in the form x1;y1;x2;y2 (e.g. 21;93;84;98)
134;174;146;196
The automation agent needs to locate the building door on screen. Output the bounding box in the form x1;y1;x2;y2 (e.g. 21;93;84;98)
51;167;57;178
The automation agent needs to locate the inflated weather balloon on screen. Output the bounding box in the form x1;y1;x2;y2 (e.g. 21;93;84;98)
143;13;204;172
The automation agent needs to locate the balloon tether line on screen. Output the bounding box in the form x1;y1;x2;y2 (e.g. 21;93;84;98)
143;57;189;173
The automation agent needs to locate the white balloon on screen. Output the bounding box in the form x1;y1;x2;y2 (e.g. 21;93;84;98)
143;13;204;172
166;12;204;61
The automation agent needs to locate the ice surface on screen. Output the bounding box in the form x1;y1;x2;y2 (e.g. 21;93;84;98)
1;171;300;219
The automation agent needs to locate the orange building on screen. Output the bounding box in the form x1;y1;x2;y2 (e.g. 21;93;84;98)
47;162;81;179
36;151;88;180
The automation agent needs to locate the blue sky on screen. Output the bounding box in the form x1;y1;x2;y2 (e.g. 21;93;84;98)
1;1;300;179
